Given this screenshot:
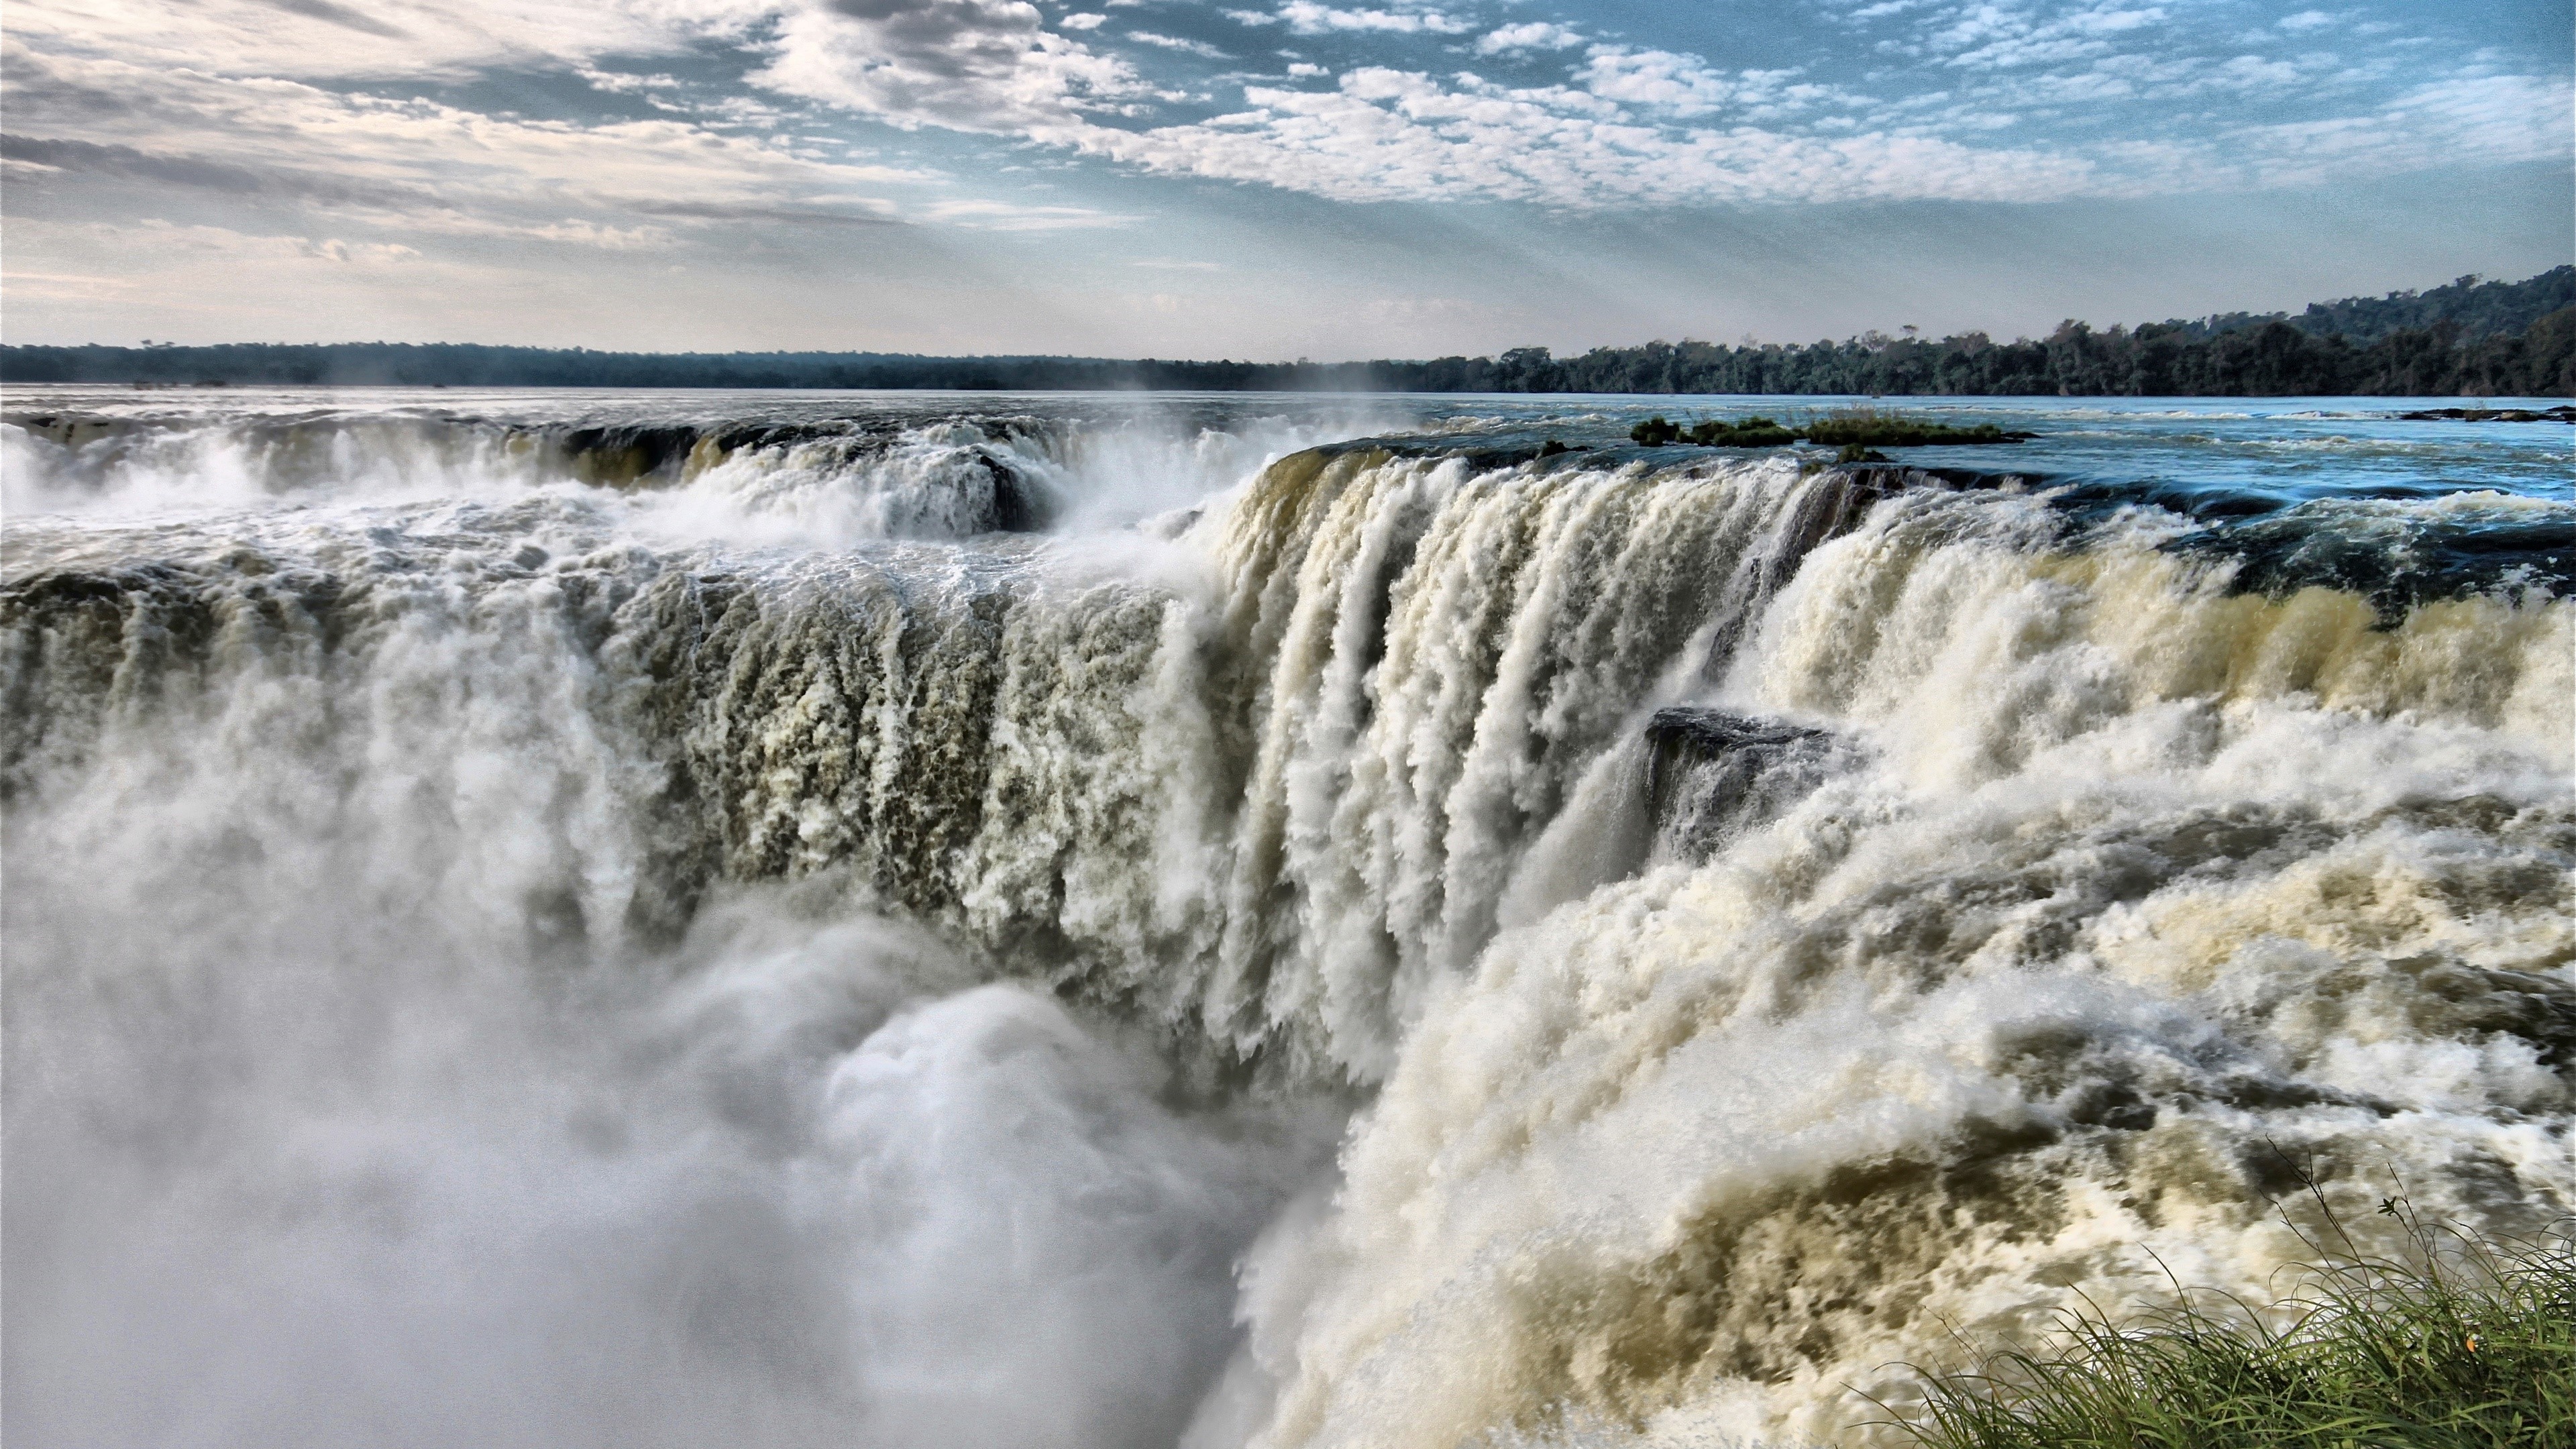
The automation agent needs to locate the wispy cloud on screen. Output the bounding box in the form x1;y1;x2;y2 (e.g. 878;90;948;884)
3;0;2564;239
0;40;941;259
918;199;1139;230
1080;66;2098;205
1476;23;1585;56
1265;3;1474;37
1132;32;1233;59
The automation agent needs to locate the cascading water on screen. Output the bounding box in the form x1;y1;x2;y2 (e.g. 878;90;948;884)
5;388;2569;1449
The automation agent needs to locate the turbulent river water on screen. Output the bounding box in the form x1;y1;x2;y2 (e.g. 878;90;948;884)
5;387;2571;1448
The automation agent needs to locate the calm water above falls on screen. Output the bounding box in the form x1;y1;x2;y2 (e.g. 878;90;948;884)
5;388;2570;1448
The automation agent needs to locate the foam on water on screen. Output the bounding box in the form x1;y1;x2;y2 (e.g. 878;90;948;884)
4;388;2568;1448
1211;490;2569;1446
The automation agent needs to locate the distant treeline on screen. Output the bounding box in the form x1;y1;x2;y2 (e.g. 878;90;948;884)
6;267;2568;397
2153;267;2572;343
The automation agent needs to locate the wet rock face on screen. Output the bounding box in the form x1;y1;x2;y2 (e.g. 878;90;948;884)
1642;707;1844;859
552;424;706;486
977;451;1055;533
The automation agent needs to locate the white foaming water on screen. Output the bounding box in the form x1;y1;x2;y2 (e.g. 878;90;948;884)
1213;490;2571;1447
1;390;1393;545
5;388;2569;1449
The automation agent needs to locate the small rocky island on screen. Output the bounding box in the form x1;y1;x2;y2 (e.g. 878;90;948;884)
2394;405;2576;423
1628;408;2035;458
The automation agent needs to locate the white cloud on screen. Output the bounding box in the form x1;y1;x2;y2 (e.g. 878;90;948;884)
1576;48;1742;117
426;215;681;248
1574;49;1847;121
1935;3;2169;70
2277;9;2336;32
1077;67;2098;205
579;68;686;93
138;219;423;266
919;198;1138;229
1;0;735;83
4;0;2560;244
1131;32;1232;58
1272;3;1471;37
2225;71;2575;182
1476;23;1583;56
752;0;1153;133
2208;54;2300;87
0;44;927;247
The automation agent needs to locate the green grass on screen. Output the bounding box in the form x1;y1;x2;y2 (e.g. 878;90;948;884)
1882;1188;2575;1449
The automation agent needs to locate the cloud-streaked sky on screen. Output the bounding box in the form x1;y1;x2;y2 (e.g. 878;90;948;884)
3;1;2568;356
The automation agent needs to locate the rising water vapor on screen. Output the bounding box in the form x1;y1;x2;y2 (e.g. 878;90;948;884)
4;390;2568;1448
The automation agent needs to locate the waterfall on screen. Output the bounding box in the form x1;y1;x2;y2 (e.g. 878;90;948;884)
6;394;2568;1448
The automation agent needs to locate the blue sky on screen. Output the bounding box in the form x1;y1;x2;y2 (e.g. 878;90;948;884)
3;1;2567;356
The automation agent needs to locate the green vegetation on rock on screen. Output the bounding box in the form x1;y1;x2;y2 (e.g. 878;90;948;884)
1627;407;2029;450
1690;416;1797;447
1801;407;2031;447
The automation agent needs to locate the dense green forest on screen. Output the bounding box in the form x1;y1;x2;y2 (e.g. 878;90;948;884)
5;267;2567;396
2157;266;2572;341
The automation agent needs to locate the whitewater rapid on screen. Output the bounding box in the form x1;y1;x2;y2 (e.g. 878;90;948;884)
4;389;2569;1448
